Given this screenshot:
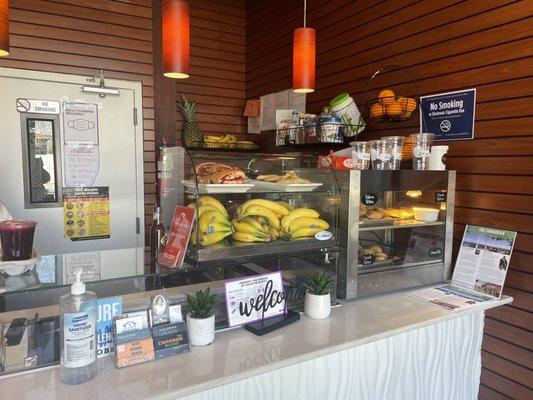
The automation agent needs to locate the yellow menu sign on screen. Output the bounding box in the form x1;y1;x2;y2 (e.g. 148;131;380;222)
63;187;110;241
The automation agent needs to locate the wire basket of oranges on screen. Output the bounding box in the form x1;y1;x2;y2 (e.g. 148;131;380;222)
361;65;422;123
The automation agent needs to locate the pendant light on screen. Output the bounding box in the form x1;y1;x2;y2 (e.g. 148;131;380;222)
0;0;9;57
293;0;315;93
162;0;190;79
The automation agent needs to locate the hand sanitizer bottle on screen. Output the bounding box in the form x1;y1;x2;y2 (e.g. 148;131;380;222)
60;269;97;384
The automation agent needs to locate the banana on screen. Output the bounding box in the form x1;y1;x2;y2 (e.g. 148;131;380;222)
199;210;230;233
289;217;329;234
281;208;320;232
190;227;198;245
205;135;222;142
204;222;233;234
187;202;196;209
232;231;270;243
275;201;294;212
268;227;280;240
197;204;220;218
240;217;268;233
290;227;323;239
231;219;269;237
198;195;228;217
241;205;281;230
241;199;289;216
200;231;232;246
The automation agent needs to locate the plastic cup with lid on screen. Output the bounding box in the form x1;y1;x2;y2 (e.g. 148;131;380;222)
349;141;370;170
383;136;405;170
410;133;434;170
0;220;37;261
370;139;392;170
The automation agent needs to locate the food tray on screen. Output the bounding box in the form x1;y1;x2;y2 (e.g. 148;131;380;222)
187;141;258;150
359;218;395;227
182;180;254;194
249;180;323;192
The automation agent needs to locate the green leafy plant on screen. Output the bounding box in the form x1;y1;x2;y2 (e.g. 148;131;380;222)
305;270;333;296
186;287;216;319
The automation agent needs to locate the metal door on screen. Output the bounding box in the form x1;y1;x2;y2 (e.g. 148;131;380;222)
0;68;145;254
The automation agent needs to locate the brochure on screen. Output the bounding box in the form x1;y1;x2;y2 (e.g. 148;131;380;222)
407;225;516;311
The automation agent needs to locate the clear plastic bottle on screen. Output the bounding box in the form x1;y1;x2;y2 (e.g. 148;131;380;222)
59;269;97;385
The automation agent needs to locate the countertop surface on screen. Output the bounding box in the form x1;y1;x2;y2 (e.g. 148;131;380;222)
0;292;511;400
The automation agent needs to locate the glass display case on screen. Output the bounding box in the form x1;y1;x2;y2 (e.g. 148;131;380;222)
336;170;455;299
159;147;340;304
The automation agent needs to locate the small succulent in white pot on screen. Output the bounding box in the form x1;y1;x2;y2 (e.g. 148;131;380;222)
186;288;216;346
304;270;333;320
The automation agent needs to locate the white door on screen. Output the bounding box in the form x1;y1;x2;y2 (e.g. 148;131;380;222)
0;68;145;255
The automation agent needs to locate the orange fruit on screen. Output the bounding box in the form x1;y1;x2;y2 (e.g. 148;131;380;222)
397;97;417;113
385;101;403;117
378;89;395;106
370;103;385;120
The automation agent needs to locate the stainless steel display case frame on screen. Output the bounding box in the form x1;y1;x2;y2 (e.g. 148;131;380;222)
336;170;456;299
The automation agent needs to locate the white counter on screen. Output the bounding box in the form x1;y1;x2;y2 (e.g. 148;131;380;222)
0;292;511;400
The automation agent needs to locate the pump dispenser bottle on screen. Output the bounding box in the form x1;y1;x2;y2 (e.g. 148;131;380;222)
59;269;97;384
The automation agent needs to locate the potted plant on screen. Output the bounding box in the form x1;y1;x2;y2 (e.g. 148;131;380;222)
304;270;333;320
186;288;216;346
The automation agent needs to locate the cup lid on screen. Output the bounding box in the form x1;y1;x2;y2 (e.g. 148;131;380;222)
0;220;37;231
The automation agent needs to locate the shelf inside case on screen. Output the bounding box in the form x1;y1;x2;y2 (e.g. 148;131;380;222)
358;220;445;231
190;237;336;263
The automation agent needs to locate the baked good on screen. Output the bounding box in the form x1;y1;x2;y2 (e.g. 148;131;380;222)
195;162;246;184
256;171;311;185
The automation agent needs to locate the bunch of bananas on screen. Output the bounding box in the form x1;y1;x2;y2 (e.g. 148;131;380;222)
203;134;256;149
188;196;233;246
231;199;328;242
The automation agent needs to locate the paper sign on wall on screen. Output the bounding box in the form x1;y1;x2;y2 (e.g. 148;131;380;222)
224;272;286;327
419;88;476;141
63;102;99;144
64;144;99;187
16;98;60;114
63;186;110;241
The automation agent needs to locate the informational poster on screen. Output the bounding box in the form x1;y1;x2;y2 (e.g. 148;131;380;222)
453;225;516;298
260;93;276;131
63;187;110;241
64;144;99;187
420;88;476;141
158;206;195;269
224;272;285;327
96;297;123;358
16;98;60;114
64;251;101;283
63;102;99;144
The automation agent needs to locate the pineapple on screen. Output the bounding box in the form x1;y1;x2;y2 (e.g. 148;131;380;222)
178;95;202;148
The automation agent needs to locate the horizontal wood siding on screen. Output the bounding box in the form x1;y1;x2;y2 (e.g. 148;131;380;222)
0;0;155;242
246;1;533;398
174;0;247;142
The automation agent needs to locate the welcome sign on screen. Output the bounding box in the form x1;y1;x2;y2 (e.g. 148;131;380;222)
224;272;286;327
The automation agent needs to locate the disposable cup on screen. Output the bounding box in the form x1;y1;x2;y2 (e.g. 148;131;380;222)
0;220;37;261
410;133;434;170
370;140;391;170
349;141;370;170
383;136;405;170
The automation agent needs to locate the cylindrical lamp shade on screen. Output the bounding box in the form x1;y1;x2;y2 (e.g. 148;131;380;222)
293;27;316;93
162;0;189;79
0;0;9;57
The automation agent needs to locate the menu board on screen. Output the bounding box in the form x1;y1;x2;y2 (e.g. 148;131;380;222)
63;187;110;241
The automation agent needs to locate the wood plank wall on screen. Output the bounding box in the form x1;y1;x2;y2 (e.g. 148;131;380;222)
0;0;156;241
246;1;533;398
173;0;246;142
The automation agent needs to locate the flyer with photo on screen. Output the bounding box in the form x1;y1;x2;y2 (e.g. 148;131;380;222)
407;225;516;311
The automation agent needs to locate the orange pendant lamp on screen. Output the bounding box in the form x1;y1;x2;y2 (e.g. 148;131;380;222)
0;0;9;57
293;0;315;93
162;0;190;79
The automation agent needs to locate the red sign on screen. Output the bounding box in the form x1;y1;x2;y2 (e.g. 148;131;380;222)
158;206;195;269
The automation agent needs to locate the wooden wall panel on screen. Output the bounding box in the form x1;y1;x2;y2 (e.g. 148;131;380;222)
174;0;246;142
0;0;155;241
247;1;533;398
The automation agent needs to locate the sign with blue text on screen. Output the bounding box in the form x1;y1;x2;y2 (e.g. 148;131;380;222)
420;88;476;141
97;296;123;358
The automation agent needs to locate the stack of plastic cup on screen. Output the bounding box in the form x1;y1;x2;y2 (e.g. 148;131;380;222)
410;133;434;170
370;139;391;170
383;136;405;170
349;141;370;170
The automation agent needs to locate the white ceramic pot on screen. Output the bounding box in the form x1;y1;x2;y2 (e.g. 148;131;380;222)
187;313;215;346
304;291;331;320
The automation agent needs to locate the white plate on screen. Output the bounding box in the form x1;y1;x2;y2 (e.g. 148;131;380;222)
182;180;254;194
250;180;323;192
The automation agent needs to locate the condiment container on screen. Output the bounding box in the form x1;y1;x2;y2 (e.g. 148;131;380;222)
413;207;440;222
349;141;370;170
330;93;365;137
410;133;434;170
319;116;345;143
